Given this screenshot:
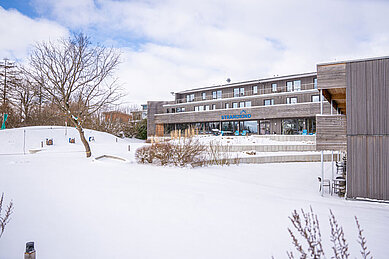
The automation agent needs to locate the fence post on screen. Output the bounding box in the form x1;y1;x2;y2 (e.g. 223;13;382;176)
23;129;26;155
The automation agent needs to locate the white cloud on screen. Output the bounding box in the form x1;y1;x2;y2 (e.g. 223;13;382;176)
5;0;389;103
0;7;68;61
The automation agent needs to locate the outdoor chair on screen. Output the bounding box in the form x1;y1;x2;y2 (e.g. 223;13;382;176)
234;131;239;136
318;177;331;193
241;130;247;136
332;176;346;196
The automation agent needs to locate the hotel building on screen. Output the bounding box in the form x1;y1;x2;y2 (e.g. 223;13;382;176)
147;56;389;201
148;72;335;137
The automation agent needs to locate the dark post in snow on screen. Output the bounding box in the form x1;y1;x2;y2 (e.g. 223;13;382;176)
24;242;36;259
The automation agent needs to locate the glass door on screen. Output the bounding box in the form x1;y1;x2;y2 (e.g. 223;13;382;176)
260;120;270;135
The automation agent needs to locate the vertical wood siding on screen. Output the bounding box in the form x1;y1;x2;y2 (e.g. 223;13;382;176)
346;58;389;200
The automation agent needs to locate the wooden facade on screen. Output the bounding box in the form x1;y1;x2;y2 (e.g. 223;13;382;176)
316;115;347;151
318;57;389;200
345;58;389;200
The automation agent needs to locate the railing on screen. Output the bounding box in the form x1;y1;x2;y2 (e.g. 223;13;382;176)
175;82;317;104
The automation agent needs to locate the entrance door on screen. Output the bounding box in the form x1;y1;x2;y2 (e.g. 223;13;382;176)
260;120;270;135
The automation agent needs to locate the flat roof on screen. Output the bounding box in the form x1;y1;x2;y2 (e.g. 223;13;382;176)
317;56;389;66
176;72;317;94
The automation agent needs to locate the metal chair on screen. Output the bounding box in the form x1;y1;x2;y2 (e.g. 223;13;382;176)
318;177;331;193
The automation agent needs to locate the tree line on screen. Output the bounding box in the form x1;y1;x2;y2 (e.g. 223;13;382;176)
0;33;146;157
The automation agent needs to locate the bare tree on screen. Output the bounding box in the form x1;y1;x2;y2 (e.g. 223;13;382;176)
0;58;21;127
10;71;37;125
27;33;122;157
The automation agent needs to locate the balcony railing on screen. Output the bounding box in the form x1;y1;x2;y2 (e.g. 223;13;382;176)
175;82;317;104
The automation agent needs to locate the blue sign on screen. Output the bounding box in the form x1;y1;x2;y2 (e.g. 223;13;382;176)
221;110;251;120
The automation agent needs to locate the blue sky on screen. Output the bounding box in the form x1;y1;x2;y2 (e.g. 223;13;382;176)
1;0;389;104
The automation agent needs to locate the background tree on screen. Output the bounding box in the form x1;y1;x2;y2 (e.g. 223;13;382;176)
27;33;122;157
11;72;37;125
0;58;21;128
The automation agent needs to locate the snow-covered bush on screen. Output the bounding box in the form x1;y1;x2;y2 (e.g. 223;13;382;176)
135;139;243;167
135;139;205;167
287;207;372;259
135;146;154;164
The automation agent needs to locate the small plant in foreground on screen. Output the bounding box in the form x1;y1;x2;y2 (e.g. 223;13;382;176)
0;193;14;239
287;207;372;259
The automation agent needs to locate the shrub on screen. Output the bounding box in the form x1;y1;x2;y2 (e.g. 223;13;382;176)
135;138;241;167
135;139;206;167
135;119;147;140
206;141;240;166
287;207;372;259
0;193;14;239
135;146;154;164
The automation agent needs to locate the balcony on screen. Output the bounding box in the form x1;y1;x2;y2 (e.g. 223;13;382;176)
175;82;317;104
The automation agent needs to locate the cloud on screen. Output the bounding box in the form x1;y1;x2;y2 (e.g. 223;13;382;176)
7;0;389;103
0;7;68;61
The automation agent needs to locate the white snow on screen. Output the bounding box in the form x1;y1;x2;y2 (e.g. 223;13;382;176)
174;135;314;146
0;127;388;259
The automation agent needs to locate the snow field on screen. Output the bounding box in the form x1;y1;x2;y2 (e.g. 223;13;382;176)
0;127;388;258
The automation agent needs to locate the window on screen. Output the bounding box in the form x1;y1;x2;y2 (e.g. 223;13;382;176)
202;92;206;100
195;106;199;112
187;94;194;102
293;80;301;91
239;101;245;108
233;102;238;108
212;91;217;99
272;83;277;92
217;90;222;99
253;85;258;94
286;97;298;104
199;106;204;111
205;105;210;111
240;87;245;96
225;103;229;109
286;81;293;92
234;88;239;97
212;104;216;110
314;78;317;89
311;95;320;102
172;108;175;113
245;101;251;107
264;99;274;106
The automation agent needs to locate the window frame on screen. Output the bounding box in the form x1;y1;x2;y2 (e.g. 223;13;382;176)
217;90;222;99
253;85;258;94
233;88;239;97
264;99;274;106
286;97;298;104
272;83;277;92
311;95;320;102
293;80;301;91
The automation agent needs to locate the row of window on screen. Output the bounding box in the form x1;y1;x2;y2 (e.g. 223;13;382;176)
185;79;318;102
170;95;320;113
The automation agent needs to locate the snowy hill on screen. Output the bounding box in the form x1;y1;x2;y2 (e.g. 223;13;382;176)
0;126;145;161
0;127;389;258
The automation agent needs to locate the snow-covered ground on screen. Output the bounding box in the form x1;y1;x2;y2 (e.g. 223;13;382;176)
0;127;388;258
180;134;314;145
